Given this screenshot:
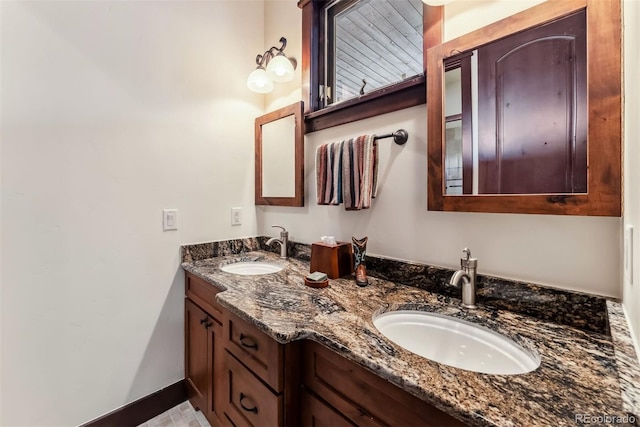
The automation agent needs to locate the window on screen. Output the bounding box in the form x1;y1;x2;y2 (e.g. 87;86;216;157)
298;0;442;132
325;0;424;106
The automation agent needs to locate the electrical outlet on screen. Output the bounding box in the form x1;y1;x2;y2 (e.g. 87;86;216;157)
231;207;242;226
625;225;633;286
163;209;178;231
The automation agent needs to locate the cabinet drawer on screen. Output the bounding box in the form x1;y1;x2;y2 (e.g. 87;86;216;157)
224;311;283;392
186;272;224;321
302;341;465;427
223;351;282;427
300;389;355;427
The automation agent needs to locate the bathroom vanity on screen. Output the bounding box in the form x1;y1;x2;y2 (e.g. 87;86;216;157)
182;241;639;427
184;268;461;427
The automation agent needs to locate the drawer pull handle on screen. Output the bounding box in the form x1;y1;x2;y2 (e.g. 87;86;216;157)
239;393;258;414
239;334;258;350
205;321;213;328
200;317;208;325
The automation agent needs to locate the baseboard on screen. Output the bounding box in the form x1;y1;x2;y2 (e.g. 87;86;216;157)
79;379;187;427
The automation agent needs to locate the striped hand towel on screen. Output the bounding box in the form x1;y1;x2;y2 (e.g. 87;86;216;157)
343;135;378;210
316;141;344;205
316;143;328;204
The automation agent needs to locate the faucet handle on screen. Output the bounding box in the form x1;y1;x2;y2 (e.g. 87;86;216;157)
271;225;288;236
461;247;477;269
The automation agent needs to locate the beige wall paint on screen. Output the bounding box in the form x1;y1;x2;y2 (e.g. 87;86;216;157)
0;1;263;425
258;0;622;297
444;0;547;41
265;0;303;111
623;0;640;355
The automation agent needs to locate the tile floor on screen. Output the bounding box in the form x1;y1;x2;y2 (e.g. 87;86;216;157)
137;401;211;427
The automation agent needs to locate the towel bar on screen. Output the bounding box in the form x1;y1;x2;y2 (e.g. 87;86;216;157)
374;129;408;145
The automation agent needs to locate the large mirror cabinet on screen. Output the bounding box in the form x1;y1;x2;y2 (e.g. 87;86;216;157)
427;0;621;216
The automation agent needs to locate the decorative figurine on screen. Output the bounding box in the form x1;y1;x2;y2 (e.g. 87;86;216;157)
352;236;368;286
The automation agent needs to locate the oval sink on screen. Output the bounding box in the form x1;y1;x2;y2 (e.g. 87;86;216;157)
373;310;539;375
220;262;283;275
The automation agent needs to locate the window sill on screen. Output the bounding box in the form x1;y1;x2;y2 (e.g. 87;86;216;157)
303;75;426;134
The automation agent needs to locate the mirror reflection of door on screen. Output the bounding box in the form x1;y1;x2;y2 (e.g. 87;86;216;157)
444;10;586;195
444;53;473;195
445;69;463;195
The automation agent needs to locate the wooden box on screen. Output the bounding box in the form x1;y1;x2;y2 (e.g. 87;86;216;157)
310;242;353;279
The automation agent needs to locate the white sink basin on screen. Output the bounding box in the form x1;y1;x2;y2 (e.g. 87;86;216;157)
220;262;283;275
373;310;539;375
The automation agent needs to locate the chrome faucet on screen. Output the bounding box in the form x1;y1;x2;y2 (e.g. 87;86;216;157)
449;248;478;309
266;225;288;259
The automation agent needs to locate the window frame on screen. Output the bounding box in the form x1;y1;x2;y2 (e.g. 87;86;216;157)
298;0;442;133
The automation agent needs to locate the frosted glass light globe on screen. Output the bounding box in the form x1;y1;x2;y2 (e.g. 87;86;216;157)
247;68;273;93
266;54;295;83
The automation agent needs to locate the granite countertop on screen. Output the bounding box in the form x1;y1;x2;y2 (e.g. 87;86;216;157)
182;250;640;427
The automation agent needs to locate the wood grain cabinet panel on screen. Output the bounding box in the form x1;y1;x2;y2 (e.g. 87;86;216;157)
185;299;209;414
185;273;226;427
224;311;284;392
300;389;356;427
186;273;224;319
223;351;282;427
302;341;465;427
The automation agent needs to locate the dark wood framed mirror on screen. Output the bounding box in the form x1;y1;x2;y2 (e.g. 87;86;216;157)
427;0;621;216
255;101;304;207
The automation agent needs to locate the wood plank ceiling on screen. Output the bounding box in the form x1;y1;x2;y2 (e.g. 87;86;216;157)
333;0;423;104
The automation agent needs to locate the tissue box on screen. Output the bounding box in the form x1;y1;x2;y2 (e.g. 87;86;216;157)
310;241;353;279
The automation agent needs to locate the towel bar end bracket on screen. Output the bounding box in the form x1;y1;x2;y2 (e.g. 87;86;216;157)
373;129;408;145
392;129;408;145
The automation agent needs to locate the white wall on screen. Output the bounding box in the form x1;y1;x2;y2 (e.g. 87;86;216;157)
0;1;263;425
623;0;640;353
257;0;622;298
264;0;303;112
444;0;546;41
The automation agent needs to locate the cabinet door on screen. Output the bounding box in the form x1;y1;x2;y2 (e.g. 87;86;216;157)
185;299;209;413
300;389;355;427
206;317;224;427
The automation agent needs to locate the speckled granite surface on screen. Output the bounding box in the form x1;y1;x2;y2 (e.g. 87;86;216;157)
608;301;640;417
183;237;609;335
181;249;640;427
365;254;609;335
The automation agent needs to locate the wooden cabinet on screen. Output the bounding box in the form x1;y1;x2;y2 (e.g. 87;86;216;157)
185;275;225;427
185;272;298;427
185;299;210;415
301;341;465;427
300;389;355;427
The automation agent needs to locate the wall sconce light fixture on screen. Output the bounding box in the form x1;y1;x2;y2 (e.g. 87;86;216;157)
247;37;297;94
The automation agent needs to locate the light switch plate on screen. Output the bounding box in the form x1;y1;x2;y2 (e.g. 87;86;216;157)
163;209;178;231
625;225;633;286
231;207;242;226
